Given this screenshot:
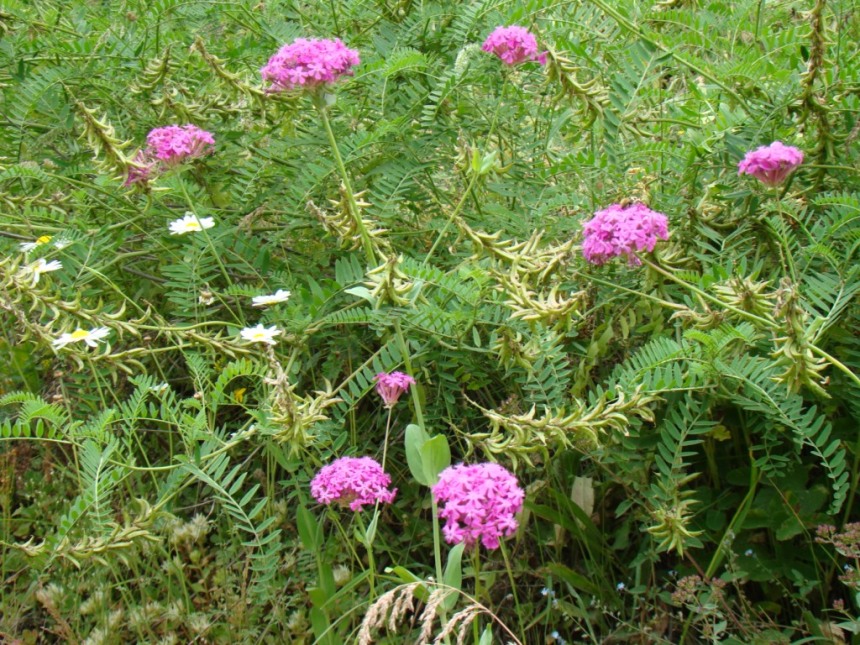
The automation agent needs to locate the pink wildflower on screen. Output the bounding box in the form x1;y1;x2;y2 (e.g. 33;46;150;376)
145;125;215;166
261;38;360;92
431;463;524;550
738;141;804;186
123;150;155;187
482;25;547;66
582;203;669;266
311;456;397;511
374;371;415;408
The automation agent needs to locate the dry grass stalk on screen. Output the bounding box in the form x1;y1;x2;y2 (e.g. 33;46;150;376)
415;588;449;644
358;582;420;645
434;604;482;644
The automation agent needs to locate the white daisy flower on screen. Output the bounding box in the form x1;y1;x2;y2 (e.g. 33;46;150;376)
251;289;291;307
20;235;53;253
239;324;281;345
53;238;72;250
52;327;111;350
20;258;63;286
169;213;215;235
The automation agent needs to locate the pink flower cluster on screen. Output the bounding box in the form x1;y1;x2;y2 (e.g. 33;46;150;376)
375;371;415;408
582;203;669;266
482;25;547;66
431;463;524;550
311;456;397;511
261;38;360;92
738;141;803;186
146;125;216;165
124;125;215;187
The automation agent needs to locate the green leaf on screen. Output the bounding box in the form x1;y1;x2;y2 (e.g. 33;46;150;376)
478;625;493;645
405;423;432;486
442;542;465;611
297;502;321;551
419;434;451;486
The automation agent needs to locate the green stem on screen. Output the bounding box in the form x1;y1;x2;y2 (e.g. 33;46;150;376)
381;406;394;472
640;258;860;391
808;344;860;390
640;257;776;330
354;512;377;598
176;179;245;325
498;540;526;643
431;498;445;589
422;171;481;267
423;76;510;267
318;104;378;267
392;319;425;430
472;548;482;643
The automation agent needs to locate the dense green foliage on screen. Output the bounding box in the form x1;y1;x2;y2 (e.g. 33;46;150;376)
1;0;859;642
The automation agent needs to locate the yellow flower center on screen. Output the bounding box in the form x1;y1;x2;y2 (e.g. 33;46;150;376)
70;329;90;340
184;221;202;230
251;332;266;340
36;235;52;245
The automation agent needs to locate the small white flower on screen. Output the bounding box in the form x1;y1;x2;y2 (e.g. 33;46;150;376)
53;238;72;250
239;324;281;345
149;383;169;393
52;327;111;350
251;289;291;307
168;213;215;235
20;258;63;286
20;235;53;253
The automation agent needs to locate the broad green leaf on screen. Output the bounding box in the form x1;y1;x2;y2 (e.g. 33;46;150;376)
296;502;321;551
419;434;450;486
405;423;431;486
442;542;465;611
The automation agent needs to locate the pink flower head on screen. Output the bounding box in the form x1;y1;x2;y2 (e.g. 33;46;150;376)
482;25;547;66
261;38;360;92
431;463;524;550
145;125;215;166
738;141;804;186
582;203;669;266
311;456;397;511
123;150;155;187
374;371;415;408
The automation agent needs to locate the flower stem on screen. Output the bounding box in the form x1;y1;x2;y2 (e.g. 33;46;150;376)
317;105;378;267
381;406;394;472
176;178;245;325
498;540;526;643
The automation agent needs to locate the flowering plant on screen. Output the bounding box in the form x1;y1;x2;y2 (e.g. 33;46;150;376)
146;125;215;165
482;26;547;66
738;141;804;186
261;38;360;92
374;371;415;407
311;456;397;511
432;462;524;549
582;202;669;266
